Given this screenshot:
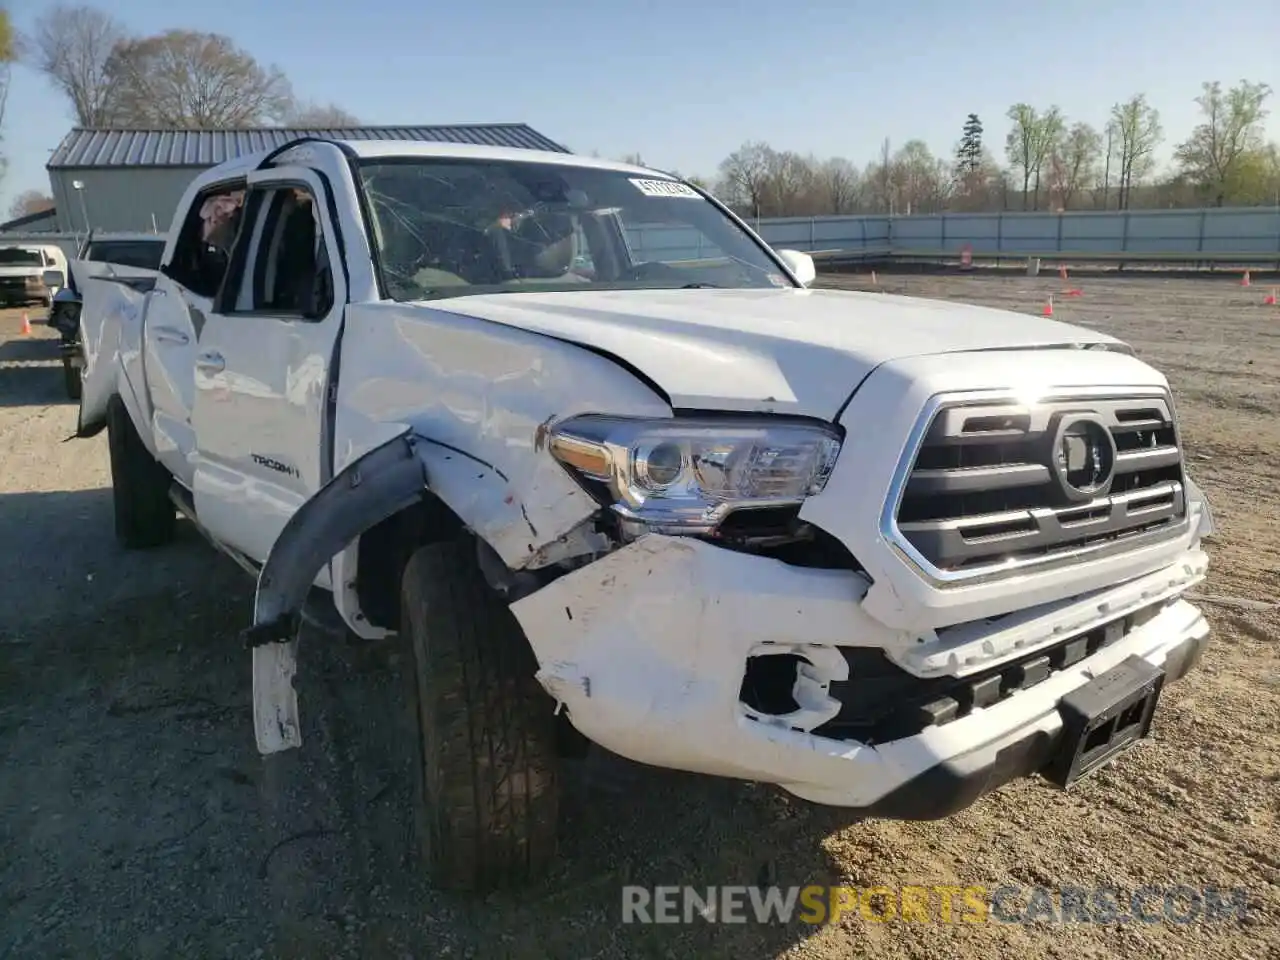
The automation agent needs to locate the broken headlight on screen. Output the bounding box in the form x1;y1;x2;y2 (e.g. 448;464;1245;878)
547;415;842;535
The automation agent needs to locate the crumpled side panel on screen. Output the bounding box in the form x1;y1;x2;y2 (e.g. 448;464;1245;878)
331;301;672;570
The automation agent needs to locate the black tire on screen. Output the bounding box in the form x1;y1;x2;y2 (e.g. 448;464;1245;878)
400;537;560;893
63;354;82;400
106;398;175;548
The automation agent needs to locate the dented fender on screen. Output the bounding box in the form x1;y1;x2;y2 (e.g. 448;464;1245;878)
250;430;427;637
247;425;611;755
249;431;426;755
250;427;611;646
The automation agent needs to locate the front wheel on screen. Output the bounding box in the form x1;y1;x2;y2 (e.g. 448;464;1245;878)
400;537;560;893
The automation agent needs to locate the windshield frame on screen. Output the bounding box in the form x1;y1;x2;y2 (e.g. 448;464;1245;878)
350;156;803;303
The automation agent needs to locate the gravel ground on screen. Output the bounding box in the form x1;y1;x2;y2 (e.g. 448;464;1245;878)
1;274;1277;959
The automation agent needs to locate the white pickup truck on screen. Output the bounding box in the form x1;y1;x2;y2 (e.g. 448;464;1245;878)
73;137;1215;893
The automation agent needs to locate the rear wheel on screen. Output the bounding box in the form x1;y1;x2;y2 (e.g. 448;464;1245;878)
62;349;82;400
106;398;175;548
400;537;560;893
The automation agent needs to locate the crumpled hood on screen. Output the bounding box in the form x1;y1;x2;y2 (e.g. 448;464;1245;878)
431;287;1122;419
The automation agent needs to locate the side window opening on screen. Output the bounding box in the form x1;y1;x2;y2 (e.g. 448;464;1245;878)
223;184;334;320
168;182;246;299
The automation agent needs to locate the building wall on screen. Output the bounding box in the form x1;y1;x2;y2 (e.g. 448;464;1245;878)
48;167;203;234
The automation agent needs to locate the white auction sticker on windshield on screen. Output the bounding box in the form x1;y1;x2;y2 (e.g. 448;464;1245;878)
629;178;702;199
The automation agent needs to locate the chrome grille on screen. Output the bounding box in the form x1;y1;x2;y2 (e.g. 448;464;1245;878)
887;389;1189;582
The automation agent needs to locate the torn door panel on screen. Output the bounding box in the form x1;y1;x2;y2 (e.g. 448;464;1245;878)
78;268;157;439
330;301;673;569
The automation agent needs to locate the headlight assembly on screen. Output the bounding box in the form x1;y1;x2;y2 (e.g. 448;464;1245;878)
547;415;842;535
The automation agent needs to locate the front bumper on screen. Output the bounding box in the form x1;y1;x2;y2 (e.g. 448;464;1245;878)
0;277;46;302
511;536;1210;814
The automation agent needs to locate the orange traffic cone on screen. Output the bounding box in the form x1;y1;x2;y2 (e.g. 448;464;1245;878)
20;312;31;335
1265;287;1278;306
1042;295;1054;317
1242;270;1251;286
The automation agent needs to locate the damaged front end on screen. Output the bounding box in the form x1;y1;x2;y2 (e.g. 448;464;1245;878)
245;409;857;756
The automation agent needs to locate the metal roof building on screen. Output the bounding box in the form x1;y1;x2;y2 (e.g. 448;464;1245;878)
45;124;571;234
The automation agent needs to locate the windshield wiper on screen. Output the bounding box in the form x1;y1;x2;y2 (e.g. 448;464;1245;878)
679;282;719;289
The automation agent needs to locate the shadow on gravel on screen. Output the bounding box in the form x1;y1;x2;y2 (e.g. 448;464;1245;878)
0;338;60;363
0;363;69;408
0;555;854;960
0;492;227;627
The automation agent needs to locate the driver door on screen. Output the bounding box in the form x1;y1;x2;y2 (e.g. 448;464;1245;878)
189;167;347;566
139;178;247;487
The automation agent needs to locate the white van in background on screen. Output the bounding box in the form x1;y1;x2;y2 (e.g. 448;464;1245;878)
0;243;69;306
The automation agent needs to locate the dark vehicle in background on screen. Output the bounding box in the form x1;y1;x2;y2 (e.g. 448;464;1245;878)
46;234;166;399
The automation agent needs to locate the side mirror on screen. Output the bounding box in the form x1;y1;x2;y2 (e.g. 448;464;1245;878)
43;269;66;290
775;249;816;287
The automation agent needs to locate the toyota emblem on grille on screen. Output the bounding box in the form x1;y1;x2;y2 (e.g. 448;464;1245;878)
1052;415;1116;503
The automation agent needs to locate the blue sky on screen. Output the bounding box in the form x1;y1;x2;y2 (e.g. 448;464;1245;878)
3;0;1278;213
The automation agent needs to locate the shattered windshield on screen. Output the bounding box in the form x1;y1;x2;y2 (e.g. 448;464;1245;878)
357;158;794;301
0;248;43;266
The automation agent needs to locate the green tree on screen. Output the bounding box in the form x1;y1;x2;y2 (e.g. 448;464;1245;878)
953;113;986;207
1005;104;1062;209
955;113;983;177
1174;80;1272;205
1110;94;1162;209
0;7;13;62
0;4;14;183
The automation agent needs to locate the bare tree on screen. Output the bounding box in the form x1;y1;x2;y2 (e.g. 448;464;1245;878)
1174;80;1272;206
25;4;127;125
817;157;860;214
764;149;815;215
891;140;950;214
1048;122;1102;210
716;142;774;219
9;190;55;219
283;100;361;127
1110;94;1162;210
105;30;293;127
1093;122;1117;209
859;139;895;213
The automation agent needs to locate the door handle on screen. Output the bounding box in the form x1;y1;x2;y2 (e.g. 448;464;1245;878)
150;288;167;298
196;351;225;374
153;325;189;345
